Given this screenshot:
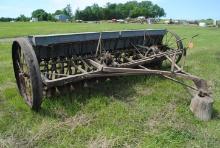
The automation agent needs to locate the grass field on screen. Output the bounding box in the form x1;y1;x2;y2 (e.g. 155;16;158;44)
0;22;220;147
0;22;207;39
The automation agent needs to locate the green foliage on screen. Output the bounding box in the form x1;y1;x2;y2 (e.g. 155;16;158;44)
75;4;105;21
31;10;57;22
0;17;14;22
16;14;30;22
54;10;64;16
32;9;48;21
47;13;56;22
75;1;166;21
63;4;73;18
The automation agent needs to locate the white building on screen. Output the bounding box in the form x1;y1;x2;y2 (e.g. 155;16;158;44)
30;18;38;22
199;22;207;27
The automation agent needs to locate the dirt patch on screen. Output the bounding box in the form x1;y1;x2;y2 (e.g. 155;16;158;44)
134;86;154;96
61;113;92;129
27;112;92;146
88;135;117;148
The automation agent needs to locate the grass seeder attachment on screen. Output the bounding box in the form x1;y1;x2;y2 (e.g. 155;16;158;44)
12;29;213;121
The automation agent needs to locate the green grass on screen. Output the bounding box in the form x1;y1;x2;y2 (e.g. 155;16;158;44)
0;22;220;147
0;22;205;38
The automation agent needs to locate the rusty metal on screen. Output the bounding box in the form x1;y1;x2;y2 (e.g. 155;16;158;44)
12;29;212;120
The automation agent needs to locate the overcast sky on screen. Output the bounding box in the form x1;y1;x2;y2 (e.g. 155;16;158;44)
0;0;220;20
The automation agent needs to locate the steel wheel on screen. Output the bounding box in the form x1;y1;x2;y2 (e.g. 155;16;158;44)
12;38;43;111
162;30;185;66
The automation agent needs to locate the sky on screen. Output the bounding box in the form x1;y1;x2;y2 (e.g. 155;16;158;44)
0;0;220;20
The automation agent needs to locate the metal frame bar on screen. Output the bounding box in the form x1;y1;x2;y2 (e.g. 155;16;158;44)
41;51;209;98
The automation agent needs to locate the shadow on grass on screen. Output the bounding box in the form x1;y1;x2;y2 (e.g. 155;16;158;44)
212;108;220;120
215;51;220;61
38;75;162;119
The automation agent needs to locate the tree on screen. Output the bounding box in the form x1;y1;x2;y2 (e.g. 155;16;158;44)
16;14;30;22
75;9;82;20
47;13;56;21
0;17;14;22
54;10;64;15
63;4;73;18
32;9;48;21
152;4;165;17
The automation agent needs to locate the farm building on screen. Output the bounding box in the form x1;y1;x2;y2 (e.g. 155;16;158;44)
55;14;69;22
199;22;207;27
30;18;38;22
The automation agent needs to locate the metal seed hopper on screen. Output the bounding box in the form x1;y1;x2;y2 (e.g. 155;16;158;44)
12;29;213;120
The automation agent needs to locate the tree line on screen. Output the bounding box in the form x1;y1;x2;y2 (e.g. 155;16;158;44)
75;1;165;21
0;1;165;22
0;15;30;22
0;4;73;22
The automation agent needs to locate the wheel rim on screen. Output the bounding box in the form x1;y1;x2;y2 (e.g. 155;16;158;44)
15;46;33;106
162;31;183;67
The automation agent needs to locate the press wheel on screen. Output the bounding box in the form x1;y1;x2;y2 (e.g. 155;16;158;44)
162;30;185;66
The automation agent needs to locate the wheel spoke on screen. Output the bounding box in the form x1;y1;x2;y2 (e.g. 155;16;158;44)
167;34;174;45
17;47;33;105
162;31;183;67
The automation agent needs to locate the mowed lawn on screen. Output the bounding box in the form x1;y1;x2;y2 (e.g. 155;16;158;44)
0;22;220;147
